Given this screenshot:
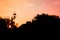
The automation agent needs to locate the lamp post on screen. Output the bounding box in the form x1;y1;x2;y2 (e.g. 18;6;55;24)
11;12;16;28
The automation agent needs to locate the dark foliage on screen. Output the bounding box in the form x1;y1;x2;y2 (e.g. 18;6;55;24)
19;14;60;32
0;14;60;32
0;17;17;32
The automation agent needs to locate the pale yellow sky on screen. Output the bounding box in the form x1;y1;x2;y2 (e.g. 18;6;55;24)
0;0;60;27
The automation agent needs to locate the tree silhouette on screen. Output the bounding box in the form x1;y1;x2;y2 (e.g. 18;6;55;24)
0;16;17;32
0;13;60;32
19;14;60;32
0;18;8;32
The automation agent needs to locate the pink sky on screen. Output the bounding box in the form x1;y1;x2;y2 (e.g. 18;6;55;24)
0;0;60;27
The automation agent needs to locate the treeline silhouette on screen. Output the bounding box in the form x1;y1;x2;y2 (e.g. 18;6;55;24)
0;13;60;32
0;17;17;32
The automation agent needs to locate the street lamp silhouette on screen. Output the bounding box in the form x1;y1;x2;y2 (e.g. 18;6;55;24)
11;12;16;28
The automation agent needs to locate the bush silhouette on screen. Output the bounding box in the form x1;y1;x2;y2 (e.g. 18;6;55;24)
0;13;60;32
0;17;17;32
19;14;60;32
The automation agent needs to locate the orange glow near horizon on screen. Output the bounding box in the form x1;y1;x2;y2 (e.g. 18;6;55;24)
0;0;60;27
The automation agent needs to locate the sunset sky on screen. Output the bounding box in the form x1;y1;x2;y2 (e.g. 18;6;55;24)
0;0;60;27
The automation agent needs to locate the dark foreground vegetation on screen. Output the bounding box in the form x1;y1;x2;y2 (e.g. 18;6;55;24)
0;14;60;32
